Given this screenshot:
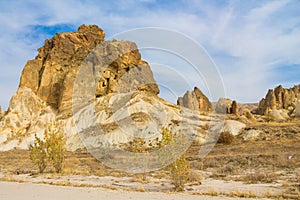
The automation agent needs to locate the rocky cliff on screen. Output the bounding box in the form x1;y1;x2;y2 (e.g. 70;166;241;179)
177;87;212;112
255;85;300;115
19;25;106;116
0;25;214;151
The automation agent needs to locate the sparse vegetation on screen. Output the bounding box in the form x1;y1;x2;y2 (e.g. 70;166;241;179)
30;134;47;173
1;120;299;198
217;131;234;144
158;128;191;191
30;122;66;173
44;122;66;173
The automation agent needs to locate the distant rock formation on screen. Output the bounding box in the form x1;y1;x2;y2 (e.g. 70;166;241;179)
255;85;300;115
177;87;212;112
215;98;239;115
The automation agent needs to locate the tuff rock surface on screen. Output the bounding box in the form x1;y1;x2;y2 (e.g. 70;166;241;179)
177;87;212;112
215;98;239;115
0;25;218;151
256;85;300;116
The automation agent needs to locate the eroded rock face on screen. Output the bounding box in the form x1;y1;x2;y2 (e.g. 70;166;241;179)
18;24;159;119
20;25;105;115
91;40;159;97
0;88;56;151
177;87;212;112
215;98;239;115
256;85;300;115
0;24;212;152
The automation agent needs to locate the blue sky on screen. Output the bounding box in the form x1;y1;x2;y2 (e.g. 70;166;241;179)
0;0;299;109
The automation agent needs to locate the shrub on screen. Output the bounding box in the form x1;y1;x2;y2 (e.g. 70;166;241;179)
158;128;191;191
217;132;234;144
169;155;190;191
30;134;47;173
30;122;66;173
44;123;66;173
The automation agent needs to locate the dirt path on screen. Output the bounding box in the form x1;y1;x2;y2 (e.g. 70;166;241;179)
0;181;271;200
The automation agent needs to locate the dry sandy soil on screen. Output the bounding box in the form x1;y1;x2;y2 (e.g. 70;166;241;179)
0;181;271;200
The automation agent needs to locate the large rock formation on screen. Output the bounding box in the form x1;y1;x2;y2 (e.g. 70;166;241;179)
177;87;212;112
19;25;106;115
256;85;300;115
215;98;239;115
0;25;217;151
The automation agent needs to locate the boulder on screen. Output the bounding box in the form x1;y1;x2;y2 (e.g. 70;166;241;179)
241;129;260;141
268;109;289;121
221;120;246;136
242;109;256;121
177;87;212;112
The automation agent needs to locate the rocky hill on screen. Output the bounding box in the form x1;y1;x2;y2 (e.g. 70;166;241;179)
255;85;300;117
0;25;214;151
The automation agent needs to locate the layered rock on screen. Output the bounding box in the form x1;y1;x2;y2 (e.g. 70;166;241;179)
20;25;106;116
177;87;212;112
215;98;239;115
256;85;300;115
0;24;216;151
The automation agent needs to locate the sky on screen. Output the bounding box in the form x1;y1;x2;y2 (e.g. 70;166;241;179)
0;0;299;110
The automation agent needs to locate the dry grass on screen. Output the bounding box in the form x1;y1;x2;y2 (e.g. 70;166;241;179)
241;171;278;184
227;190;257;198
0;150;128;178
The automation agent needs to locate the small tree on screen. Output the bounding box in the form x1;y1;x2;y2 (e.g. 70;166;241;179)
158;128;190;191
44;123;66;173
30;134;47;173
169;155;190;191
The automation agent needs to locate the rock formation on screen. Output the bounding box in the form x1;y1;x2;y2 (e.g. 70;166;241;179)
294;100;300;117
242;109;256;121
20;25;105;115
0;106;4;120
0;25;217;151
256;85;300;115
215;98;239;115
177;87;212;112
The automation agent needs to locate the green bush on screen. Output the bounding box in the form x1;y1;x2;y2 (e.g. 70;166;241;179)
30;134;47;173
30;122;66;173
44;123;66;173
159;128;190;191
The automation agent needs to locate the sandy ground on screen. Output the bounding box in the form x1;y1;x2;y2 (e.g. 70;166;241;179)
0;181;272;200
0;172;283;197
